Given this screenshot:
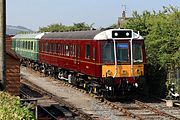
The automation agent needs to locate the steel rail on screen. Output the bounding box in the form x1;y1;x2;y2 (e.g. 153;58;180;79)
38;105;59;120
21;78;96;120
134;99;180;120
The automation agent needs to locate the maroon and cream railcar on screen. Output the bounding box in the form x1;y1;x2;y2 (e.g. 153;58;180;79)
39;29;146;98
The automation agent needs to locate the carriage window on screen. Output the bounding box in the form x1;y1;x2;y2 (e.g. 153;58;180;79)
51;44;53;52
69;45;73;56
77;46;80;58
63;45;65;55
31;41;33;50
51;43;53;52
58;44;61;55
62;45;65;55
28;41;30;50
56;44;58;53
133;43;143;63
53;44;56;53
22;41;23;48
44;43;46;52
71;45;74;57
74;45;76;57
46;42;48;52
42;43;44;52
85;44;90;59
34;42;36;50
50;43;53;52
116;43;129;62
93;47;96;60
53;44;55;52
49;43;51;52
24;41;26;49
65;45;69;56
19;41;21;48
22;41;24;49
25;41;27;49
22;41;25;49
20;41;22;48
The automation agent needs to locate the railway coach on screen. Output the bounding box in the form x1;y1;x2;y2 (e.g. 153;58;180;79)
38;29;146;98
12;33;45;67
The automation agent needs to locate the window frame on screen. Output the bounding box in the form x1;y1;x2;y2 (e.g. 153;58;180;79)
85;44;90;59
93;47;96;60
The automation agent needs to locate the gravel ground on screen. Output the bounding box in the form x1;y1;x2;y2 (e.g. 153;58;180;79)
21;67;135;120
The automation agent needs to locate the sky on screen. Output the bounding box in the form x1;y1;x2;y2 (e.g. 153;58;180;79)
6;0;180;31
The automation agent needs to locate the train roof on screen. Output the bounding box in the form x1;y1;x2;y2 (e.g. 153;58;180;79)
42;30;101;40
12;33;45;39
42;29;144;40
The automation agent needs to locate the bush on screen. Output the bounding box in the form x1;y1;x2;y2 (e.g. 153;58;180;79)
0;92;35;120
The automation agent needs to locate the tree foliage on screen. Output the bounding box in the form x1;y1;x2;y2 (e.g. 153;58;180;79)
0;92;34;120
123;6;180;97
38;22;92;32
124;6;180;69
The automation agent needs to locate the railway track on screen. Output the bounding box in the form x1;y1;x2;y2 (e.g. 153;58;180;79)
20;84;43;99
48;77;180;119
114;99;180;120
21;67;180;120
20;83;79;120
21;79;95;120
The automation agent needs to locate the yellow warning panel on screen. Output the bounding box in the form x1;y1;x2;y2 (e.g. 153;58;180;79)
102;64;144;78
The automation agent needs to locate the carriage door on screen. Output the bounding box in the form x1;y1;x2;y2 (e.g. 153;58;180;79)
92;43;96;76
75;45;81;71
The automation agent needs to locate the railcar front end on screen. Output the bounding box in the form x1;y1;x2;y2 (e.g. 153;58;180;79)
95;29;146;98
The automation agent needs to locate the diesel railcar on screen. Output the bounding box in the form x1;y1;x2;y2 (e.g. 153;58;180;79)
39;29;146;98
12;29;146;98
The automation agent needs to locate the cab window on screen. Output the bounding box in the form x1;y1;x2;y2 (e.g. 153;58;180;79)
116;43;129;62
102;42;114;63
133;43;143;63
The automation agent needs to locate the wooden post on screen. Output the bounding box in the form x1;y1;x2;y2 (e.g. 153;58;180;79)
0;0;6;90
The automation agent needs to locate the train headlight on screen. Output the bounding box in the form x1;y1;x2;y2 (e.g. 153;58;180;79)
121;70;127;75
106;70;113;76
136;69;142;75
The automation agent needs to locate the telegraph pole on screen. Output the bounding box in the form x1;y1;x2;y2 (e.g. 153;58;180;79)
0;0;6;90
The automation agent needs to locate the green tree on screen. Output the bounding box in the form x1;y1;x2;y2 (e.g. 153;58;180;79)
39;22;92;32
123;6;180;97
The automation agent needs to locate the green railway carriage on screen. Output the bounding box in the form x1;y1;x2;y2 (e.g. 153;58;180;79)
12;33;45;61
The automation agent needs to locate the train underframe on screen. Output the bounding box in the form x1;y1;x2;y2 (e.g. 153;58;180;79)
22;59;145;99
